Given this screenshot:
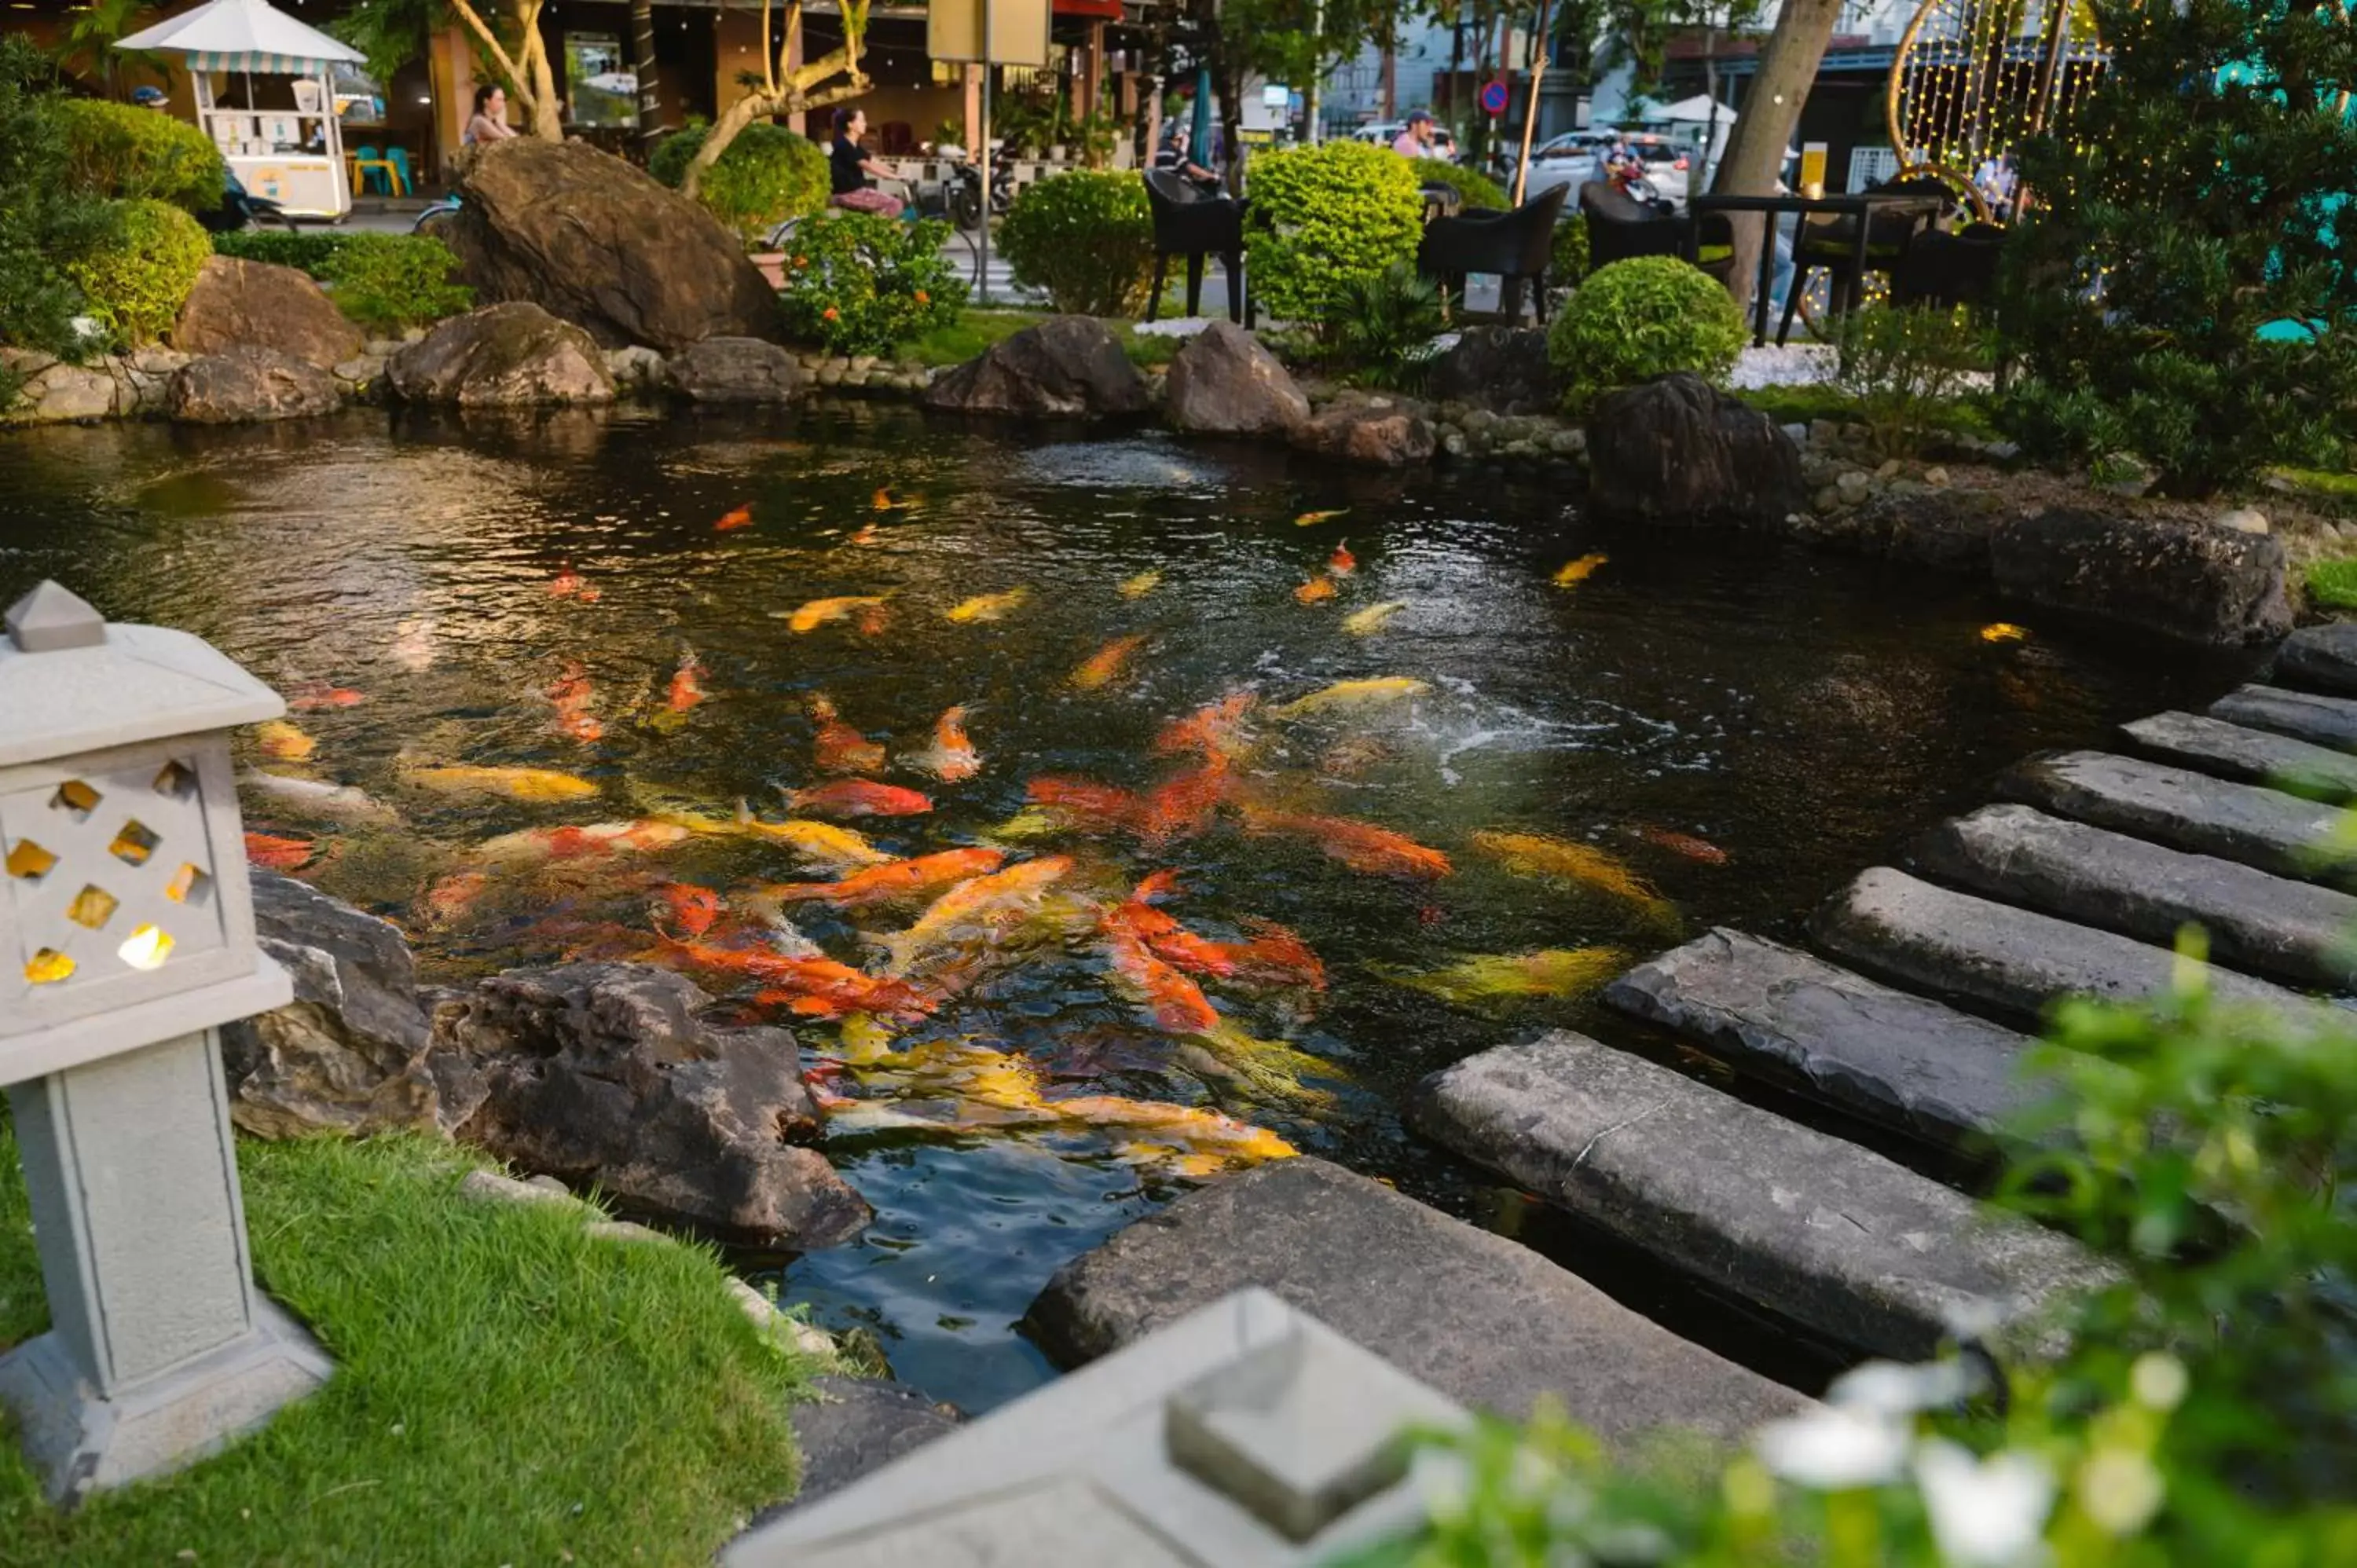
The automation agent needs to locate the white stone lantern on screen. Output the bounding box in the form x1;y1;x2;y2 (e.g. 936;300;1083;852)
0;581;329;1505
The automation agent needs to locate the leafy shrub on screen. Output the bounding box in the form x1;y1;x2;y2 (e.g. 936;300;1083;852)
211;228;351;277
1417;161;1511;212
775;213;966;356
64;196;210;350
1546;255;1745;410
2307;559;2357;612
323;233;472;332
1328;260;1445;390
1549;212;1589;286
1243;141;1424;328
1831;304;1989;456
1996;0;2357;495
0;36;117;366
650;119;829;242
55;96;225;212
997;171;1155;317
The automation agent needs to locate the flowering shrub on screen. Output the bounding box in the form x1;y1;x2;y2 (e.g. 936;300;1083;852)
774;213;965;357
996;171;1155;317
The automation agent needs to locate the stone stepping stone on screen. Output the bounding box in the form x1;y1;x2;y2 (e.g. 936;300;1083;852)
774;1376;962;1514
2000;749;2343;885
1605;929;2039;1148
2122;711;2357;800
1025;1157;1809;1444
1811;866;2316;1030
1410;1032;2116;1362
2274;621;2357;696
1915;804;2357;991
2211;683;2357;752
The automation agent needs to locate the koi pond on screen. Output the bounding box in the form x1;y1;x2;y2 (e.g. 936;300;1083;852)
0;404;2255;1412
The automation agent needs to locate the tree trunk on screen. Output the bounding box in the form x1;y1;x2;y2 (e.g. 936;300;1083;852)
630;0;664;147
1710;0;1842;313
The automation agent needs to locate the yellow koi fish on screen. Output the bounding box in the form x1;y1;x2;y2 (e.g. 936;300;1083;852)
732;809;896;870
1293;508;1347;526
1268;677;1431;720
1552;553;1609;587
1472;830;1677;922
776;595;889;634
1373;947;1630;1006
1117;568;1163;600
1981;622;2029;643
881;855;1075;977
1340;600;1408;636
400;764;599;802
1072;634;1149;691
256;720;315;762
1178;1023;1340;1112
946;588;1032;624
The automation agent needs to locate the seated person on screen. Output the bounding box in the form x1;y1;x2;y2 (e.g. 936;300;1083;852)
829;108;905;217
1153;126;1219;193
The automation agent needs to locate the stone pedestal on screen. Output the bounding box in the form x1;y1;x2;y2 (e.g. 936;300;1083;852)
0;1029;331;1505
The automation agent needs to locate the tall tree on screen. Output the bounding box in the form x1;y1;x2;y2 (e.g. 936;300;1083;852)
1708;0;1842;308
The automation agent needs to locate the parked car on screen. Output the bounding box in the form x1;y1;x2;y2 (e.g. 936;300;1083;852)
1522;130;1695;208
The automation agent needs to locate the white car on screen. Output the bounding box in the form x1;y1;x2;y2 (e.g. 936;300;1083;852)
1521;130;1695;208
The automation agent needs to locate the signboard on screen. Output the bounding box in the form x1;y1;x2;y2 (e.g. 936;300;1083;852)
928;0;1051;68
1479;79;1510;116
1262;82;1290;108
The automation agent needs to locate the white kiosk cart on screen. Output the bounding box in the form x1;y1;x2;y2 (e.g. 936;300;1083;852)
117;0;365;221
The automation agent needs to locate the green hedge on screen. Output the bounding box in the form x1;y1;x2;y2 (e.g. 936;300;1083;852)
65;196;211;349
997;170;1156;317
1243;141;1424;327
56;97;224;212
0;36;119;365
322;233;472;333
1547;255;1746;411
1417;162;1512;212
212;228;350;275
650;120;830;242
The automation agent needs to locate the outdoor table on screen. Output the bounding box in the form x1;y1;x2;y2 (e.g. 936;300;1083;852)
1688;190;1945;348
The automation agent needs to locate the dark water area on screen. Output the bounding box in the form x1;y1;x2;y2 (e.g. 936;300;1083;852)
0;404;2263;1413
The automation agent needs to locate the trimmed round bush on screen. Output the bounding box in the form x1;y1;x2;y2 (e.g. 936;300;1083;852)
65;196;211;349
650;120;829;242
1546;255;1746;410
997;170;1155;316
56;97;225;212
324;233;473;333
1243;141;1424;326
1417;162;1511;211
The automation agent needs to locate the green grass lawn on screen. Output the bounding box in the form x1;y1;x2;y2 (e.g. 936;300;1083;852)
896;306;1179;369
2306;559;2357;610
0;1123;816;1566
1736;382;2000;442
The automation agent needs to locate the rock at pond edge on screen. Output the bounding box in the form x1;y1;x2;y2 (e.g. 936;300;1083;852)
922;314;1149;419
1162;320;1310;438
1585;373;1803;527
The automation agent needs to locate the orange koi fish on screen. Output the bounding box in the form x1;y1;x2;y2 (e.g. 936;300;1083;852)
1241;804;1453;880
548;567;602;603
647;938;934;1021
667;650;706;714
548;660;604;744
287;682;367;712
1294;576;1339;604
715;503;754;532
244;831;318;872
1155;694;1258;763
1104;921;1222;1035
475;819;693;866
786;779;933;819
1637;825;1729;865
754;848;1008;910
1230;918;1327;991
1027;775;1150;836
653;882;723;940
854;601;891;636
904;705;981;782
1552;553;1608;587
1107;870;1238;978
849;522;883;546
1329;541;1357;576
422;869;490;925
1294;508;1347;526
808;694;888;775
872;487;896;511
1072;633;1149;691
1141;757;1230;844
779;595;889;634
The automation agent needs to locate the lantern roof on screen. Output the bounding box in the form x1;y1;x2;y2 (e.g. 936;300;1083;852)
0;582;285;768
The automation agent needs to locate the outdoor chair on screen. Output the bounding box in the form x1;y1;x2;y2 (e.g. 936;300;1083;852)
1775;174;1948;345
1890;221;2007;312
1142;170;1249;325
1577;182;1738;289
1416;181;1569;324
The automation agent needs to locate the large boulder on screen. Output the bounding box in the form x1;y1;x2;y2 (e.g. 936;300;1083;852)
432;963;870;1249
174;255;364;369
387;302;615;407
1585;372;1804;526
222;872;464;1139
1161;321;1309;437
166;346;343;423
922;314;1150;419
1289;395;1436;467
1988;507;2292;646
665;335;807;403
1426;326;1553;414
440;137;781;353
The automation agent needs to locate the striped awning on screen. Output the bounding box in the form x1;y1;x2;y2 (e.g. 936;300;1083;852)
184;51;334;73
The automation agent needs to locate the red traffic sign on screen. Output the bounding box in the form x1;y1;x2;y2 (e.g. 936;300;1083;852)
1480;79;1510;115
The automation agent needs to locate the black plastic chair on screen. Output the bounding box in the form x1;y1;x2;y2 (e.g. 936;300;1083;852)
1142;170;1248;324
1775;176;1949;344
1416;182;1570;324
1577;181;1736;289
1890;221;2007;311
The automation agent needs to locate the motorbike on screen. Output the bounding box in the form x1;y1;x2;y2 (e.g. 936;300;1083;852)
942;144;1017;232
1600;147;1663;207
193;170;299;235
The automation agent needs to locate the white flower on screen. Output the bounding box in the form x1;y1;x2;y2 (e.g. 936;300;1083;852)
1752;1405;1908;1490
2077;1449;2165;1536
1913;1438;2055;1566
1827;1358;1978;1417
2128;1352;2188;1412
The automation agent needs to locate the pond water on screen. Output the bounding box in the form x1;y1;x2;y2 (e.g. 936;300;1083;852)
0;405;2256;1413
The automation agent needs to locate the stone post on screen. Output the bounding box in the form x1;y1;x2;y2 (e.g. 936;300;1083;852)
0;581;328;1507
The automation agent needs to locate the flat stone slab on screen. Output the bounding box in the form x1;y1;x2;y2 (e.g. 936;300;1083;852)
778;1376;962;1511
1410;1033;2113;1361
1916;804;2357;991
2274;621;2357;696
1025;1158;1807;1444
2210;683;2357;752
2122;711;2357;799
1811;867;2315;1031
1999;749;2342;885
1605;929;2039;1147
